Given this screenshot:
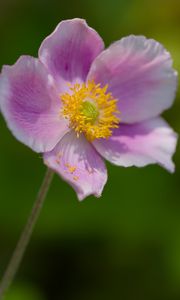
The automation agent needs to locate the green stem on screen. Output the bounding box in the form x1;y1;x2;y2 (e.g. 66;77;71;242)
0;168;54;299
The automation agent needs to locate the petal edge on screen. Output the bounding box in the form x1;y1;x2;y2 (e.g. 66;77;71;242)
88;35;178;123
39;18;104;90
44;131;108;200
93;117;178;173
0;56;69;152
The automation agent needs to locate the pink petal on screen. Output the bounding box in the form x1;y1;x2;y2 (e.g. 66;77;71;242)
0;56;69;152
93;117;178;173
87;35;177;123
43;131;107;201
39;18;104;92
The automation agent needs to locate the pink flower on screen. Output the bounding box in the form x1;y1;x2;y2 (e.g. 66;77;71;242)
0;18;178;200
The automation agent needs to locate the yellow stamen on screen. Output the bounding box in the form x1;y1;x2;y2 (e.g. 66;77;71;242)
65;163;77;174
60;80;120;141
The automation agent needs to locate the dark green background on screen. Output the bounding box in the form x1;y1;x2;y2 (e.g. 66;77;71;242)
0;0;180;299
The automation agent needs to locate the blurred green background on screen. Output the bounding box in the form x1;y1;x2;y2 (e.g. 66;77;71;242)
0;0;180;299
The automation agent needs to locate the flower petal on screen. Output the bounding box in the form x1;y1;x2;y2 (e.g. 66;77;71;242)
43;131;107;201
0;56;69;153
87;35;177;123
93;117;178;173
39;18;104;91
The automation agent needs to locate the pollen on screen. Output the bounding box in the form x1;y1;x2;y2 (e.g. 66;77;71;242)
60;80;120;141
73;176;79;181
65;163;77;174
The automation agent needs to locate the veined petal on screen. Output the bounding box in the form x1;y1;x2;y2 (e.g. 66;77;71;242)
93;117;178;173
39;18;104;91
43;131;107;201
0;56;69;153
87;35;177;123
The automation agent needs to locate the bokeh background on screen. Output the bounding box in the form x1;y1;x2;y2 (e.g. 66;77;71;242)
0;0;180;299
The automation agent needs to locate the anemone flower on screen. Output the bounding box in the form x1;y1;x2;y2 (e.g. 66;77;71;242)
0;18;178;200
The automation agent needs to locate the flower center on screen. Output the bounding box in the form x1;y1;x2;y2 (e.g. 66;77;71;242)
81;100;99;122
60;80;120;141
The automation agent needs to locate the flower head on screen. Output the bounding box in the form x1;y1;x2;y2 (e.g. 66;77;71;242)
0;18;178;200
61;80;120;141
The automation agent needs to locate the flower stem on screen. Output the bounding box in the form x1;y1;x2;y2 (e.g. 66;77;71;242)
0;168;54;299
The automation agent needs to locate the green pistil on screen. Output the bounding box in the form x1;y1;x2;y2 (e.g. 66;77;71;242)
81;101;99;123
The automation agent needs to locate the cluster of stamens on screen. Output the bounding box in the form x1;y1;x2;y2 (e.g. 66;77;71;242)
60;80;120;141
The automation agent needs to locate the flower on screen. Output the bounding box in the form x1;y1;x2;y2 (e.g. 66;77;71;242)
0;18;178;200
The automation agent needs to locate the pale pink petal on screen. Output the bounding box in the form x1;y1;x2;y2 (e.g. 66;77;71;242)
87;35;177;123
93;117;178;173
43;131;107;200
0;56;69;153
39;18;104;92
